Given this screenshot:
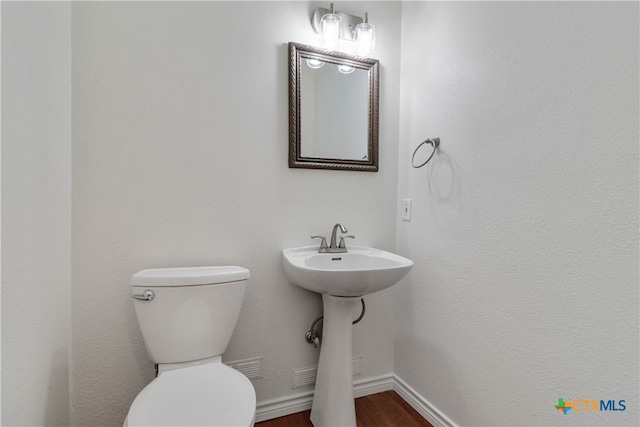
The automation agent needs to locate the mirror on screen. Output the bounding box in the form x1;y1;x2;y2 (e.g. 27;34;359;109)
289;42;379;171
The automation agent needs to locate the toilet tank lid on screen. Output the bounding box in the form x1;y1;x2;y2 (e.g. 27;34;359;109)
131;266;250;287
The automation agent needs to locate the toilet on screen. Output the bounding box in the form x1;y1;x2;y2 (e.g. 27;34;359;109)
125;266;256;426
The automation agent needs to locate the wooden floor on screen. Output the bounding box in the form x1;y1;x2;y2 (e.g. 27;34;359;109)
256;390;433;427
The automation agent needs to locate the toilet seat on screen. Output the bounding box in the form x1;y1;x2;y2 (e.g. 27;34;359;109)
126;363;256;426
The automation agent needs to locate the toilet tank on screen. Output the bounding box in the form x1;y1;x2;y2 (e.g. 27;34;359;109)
131;266;250;364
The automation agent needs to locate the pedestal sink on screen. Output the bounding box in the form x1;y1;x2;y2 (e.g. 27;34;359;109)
282;245;413;427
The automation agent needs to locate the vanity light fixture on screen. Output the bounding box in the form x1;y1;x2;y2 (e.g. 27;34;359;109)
355;13;375;57
320;3;342;51
312;3;376;57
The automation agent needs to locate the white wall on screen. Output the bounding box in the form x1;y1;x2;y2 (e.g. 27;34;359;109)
4;2;637;426
396;2;639;426
70;1;401;425
1;2;72;425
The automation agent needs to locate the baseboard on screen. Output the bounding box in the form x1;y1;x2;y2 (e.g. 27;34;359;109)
256;374;457;427
354;373;395;397
254;389;314;423
254;374;394;423
255;373;457;426
392;375;457;427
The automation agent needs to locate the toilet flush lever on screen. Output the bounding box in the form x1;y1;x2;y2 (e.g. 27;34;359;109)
132;290;155;301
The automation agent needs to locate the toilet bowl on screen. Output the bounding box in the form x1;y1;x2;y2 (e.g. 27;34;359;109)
125;361;255;426
125;266;256;426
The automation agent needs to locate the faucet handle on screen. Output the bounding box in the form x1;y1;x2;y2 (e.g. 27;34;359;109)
310;235;329;250
338;235;355;249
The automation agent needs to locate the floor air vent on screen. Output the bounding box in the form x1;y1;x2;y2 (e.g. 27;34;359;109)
293;357;361;389
225;356;263;380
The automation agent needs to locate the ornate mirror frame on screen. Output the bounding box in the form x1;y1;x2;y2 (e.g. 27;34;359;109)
288;42;379;172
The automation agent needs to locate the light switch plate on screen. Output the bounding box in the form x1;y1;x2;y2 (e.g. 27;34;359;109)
402;199;412;221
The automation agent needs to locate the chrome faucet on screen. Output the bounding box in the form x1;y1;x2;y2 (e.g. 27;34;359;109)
311;223;355;253
329;223;347;250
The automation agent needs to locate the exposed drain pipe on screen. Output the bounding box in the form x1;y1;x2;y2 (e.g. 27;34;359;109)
305;298;366;348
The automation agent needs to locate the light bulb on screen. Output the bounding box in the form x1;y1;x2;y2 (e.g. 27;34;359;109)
337;65;355;74
306;58;325;69
355;13;375;56
320;13;341;51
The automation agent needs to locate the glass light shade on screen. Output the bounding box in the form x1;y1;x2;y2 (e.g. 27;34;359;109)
320;13;342;51
355;22;376;56
306;58;325;69
337;65;355;74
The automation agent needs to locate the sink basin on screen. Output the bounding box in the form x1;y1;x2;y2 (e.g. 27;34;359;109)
282;245;413;296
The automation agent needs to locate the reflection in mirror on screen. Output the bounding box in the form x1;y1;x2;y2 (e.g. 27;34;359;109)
289;42;379;171
300;62;369;160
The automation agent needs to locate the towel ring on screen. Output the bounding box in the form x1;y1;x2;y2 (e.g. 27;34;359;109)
411;137;440;168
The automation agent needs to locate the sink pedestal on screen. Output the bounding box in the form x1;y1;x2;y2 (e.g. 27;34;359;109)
310;294;361;427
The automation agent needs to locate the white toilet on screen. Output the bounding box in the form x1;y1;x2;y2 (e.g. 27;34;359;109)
125;266;256;426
